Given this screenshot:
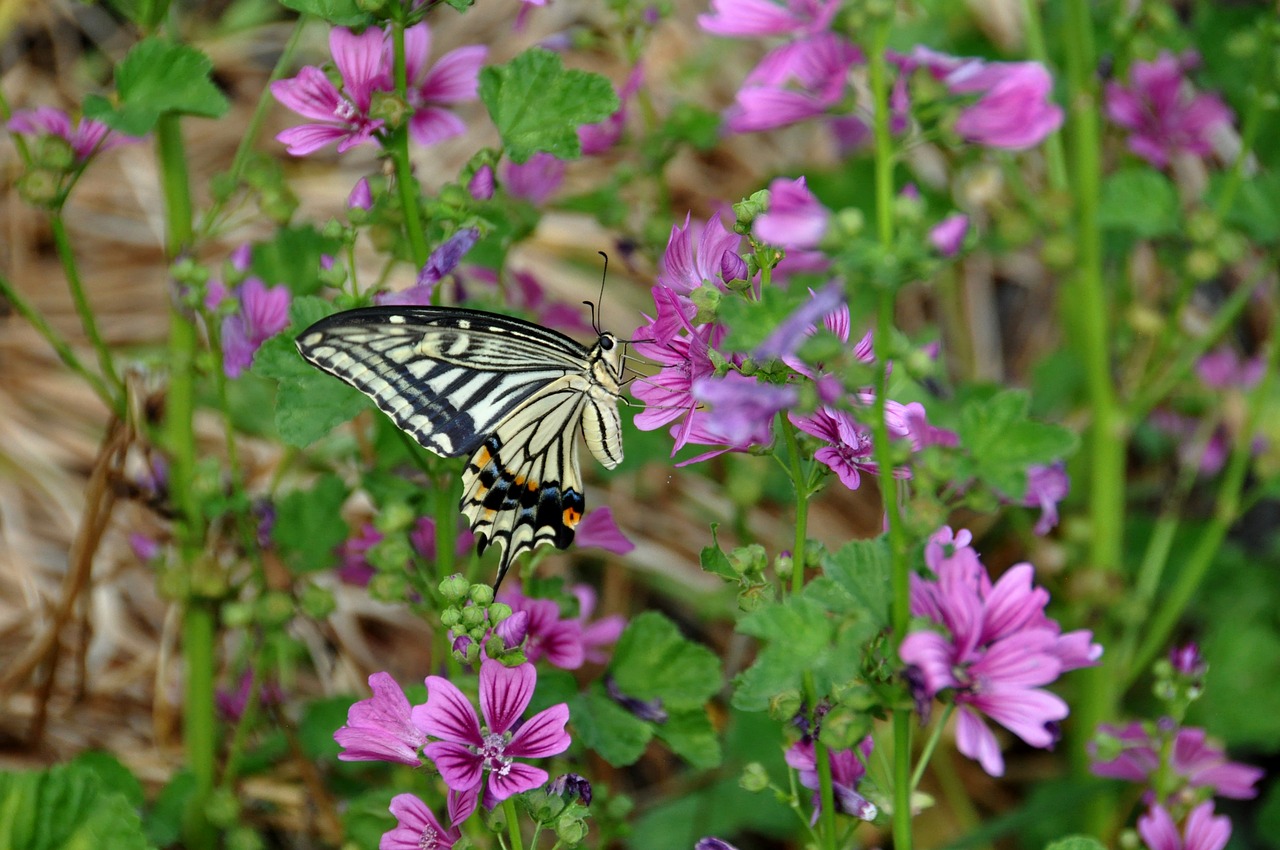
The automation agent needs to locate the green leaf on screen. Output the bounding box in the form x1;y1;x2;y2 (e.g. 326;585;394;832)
299;696;355;761
568;686;652;767
718;286;808;354
102;0;169;27
821;537;892;631
700;523;736;580
0;762;154;850
652;709;722;769
479;49;618;163
68;752;144;810
277;0;370;26
83;39;228;135
144;771;194;849
957;389;1079;495
1098;169;1179;238
1045;837;1108;850
609;611;722;710
274;475;350;574
732;596;833;711
252;298;370;447
249;226;344;296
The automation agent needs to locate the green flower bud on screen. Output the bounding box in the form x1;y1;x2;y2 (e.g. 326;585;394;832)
773;552;793;578
16;169;61;207
36;135;75;172
555;816;589;846
440;606;462;628
368;572;409;602
488;601;513;624
439;573;471;601
368;90;412;130
468;583;495;606
375;503;416;534
740;761;771;792
734;189;770;226
369;537;412;572
299;583;337;619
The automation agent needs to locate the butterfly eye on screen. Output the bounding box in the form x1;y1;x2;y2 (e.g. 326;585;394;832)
600;335;615;351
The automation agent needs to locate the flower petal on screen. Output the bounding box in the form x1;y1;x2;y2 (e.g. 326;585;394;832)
487;761;549;802
413;676;483;745
423;741;484;792
479;659;535;734
506;703;572;758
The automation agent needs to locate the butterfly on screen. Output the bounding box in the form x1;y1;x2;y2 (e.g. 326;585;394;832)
295;306;625;589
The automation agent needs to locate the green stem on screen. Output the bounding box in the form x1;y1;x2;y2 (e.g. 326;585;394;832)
866;21;913;850
0;273;117;410
181;600;218;850
503;796;525;850
909;703;954;792
389;19;430;270
1128;339;1276;679
780;417;809;598
1019;0;1069;192
1062;5;1124;822
50;214;123;399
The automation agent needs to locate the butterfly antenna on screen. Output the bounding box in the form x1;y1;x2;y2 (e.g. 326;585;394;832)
582;251;609;336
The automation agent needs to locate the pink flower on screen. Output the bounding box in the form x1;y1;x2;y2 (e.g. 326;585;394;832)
348;177;373;210
658;213;744;294
948;61;1063;150
501;152;566;204
216;670;284;722
337;523;382;586
698;0;838;38
578;65;643;155
574;507;635;555
631;289;723;452
381;793;459;850
726;34;861;133
790;396;914;491
497;585;586;670
929;213;969;257
468;164;495;200
753;176;830;250
7;106;141;161
412;660;571;825
334;672;427;766
409;516;476;562
1137;802;1231;850
785;736;877;821
900;526;1101;776
1020;462;1069;535
222;278;290;378
1196;346;1264;390
1105;52;1233;169
572;584;626;664
692;373;796;447
401;23;487;147
1090;722;1263;801
271;27;389;156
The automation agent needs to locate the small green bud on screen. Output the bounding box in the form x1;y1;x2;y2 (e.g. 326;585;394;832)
461;604;488;629
440;606;462;628
729;543;766;576
36;135;75;171
368;572;409;602
773;552;793;578
17;169;61;207
740;761;771;792
555;816;589;846
439;573;471;601
369;537;412;572
767;690;802;722
468;583;495;606
375;503;416;535
488;601;513;624
222;600;254;629
734;189;770;226
299;583;337;619
485;635;509;659
368;90;412;129
256;590;295;629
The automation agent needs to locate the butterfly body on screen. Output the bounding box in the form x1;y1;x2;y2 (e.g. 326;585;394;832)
296;306;624;588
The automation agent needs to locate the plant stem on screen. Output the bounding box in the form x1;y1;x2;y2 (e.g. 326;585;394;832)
389;18;430;270
867;19;913;850
1062;4;1123;824
1019;0;1069;192
503;796;525;850
780;417;809;598
50;214;123;400
0;273;117;411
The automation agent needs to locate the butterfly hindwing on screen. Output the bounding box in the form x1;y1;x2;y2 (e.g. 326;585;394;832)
296;305;625;588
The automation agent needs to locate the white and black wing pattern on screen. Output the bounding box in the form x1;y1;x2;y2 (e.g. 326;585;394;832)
295;305;625;588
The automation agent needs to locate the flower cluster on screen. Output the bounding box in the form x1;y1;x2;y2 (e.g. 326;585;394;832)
495;582;626;669
335;661;572;838
271;24;486;156
900;527;1102;776
8;106;142;163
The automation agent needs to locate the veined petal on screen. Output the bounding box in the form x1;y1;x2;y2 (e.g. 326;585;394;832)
414;676;483;745
976;634;1062;688
1136;804;1181;850
421;45;488;102
955;706;1005;777
657;214;698;292
275;124;347;156
423;740;484;791
487;761;549;802
981;564;1049;643
402;22;432;87
271;69;345;122
331;26;389;110
479;659;535;734
408;107;468;146
969;685;1067;747
898;630;959;696
507;703;571;758
727;88;828;132
447;786;479;827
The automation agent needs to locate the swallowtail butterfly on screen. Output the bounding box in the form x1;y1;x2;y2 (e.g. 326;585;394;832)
296;306;625;589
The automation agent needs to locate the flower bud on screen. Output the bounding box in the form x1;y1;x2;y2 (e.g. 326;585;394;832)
300;583;337;619
469;583;495;606
17;169;61;207
740;762;770;792
369;90;412;130
468;164;495;201
439;573;470;601
555;816;589;846
460;604;487;629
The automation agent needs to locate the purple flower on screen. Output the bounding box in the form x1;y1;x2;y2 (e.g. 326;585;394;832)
468;164;495;200
1196;346;1264;390
1022;462;1069;535
546;773;593;806
575;507;635;555
1105;52;1233;169
658;213;744;294
785;736;877;821
412;660;571;825
579;65;643;155
948;61;1063;150
348;177;373;210
222;278;290;378
502;152;565;204
572;584;626;664
900;526;1102;776
409;516;476;562
902;401;959;449
1169;643;1206;679
726;34;861;133
381;793;459;850
632;290;723;452
1090;722;1263;801
692;373;796;447
337;523;382;586
497;585;586;670
698;0;838;38
129;533;160;562
401;23;487;147
271;27;389;156
929;213;969;257
1137;802;1230;850
334;672;427;766
753;176;830;250
790;396;914;491
7;106;141;162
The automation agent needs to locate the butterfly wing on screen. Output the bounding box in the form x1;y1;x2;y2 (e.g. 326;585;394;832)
461;377;591;589
295;306;589;457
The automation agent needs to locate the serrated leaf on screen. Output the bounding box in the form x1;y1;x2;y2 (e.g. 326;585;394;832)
479;49;618;163
84;39;228;135
568;687;652;767
653;709;722;769
274;476;350;574
821;538;892;630
609;612;722;709
0;763;154;850
958;389;1078;495
277;0;369;26
68;752;144;810
1098;169;1179;238
732;597;833;711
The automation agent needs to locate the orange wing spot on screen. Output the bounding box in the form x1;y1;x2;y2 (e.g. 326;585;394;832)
514;474;526;487
474;446;491;467
562;507;582;528
527;479;540;491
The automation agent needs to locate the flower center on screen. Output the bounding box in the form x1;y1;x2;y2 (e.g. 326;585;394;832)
479;730;513;777
333;99;359;123
418;826;444;849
